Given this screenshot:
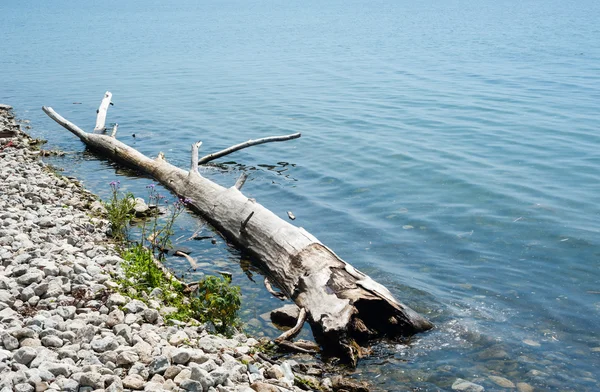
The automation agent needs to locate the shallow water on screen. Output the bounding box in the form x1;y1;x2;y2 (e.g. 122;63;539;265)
2;0;600;390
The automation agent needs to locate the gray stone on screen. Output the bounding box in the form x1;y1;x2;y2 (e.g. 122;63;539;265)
199;359;217;373
116;351;139;366
16;271;45;286
0;307;17;321
134;341;153;363
168;330;189;346
38;217;55;228
122;374;145;390
174;368;192;385
171;348;191;364
1;333;19;350
13;347;37;365
106;309;125;328
80;372;104;389
190;365;214;390
56;378;78;392
52;306;76;320
129;362;150;380
38;362;74;377
106;293;128;307
149;355;170;376
488;375;515;388
164;366;182;380
14;383;34;392
210;369;229;386
270;304;301;327
264;365;284;380
91;337;118;353
142;308;160;324
143;381;165;392
41;335;63;348
19;338;42;347
180;380;204;392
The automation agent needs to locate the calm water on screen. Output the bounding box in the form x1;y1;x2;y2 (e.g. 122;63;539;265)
2;0;600;390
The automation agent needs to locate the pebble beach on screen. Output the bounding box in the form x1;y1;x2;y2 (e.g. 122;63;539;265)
0;106;363;392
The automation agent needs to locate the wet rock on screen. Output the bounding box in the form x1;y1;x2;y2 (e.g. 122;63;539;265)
265;365;285;380
452;378;484;392
517;382;534;392
270;304;301;327
488;375;515;388
331;375;369;392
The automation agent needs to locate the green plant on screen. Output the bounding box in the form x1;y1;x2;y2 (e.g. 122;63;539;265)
104;181;135;243
196;275;241;334
105;181;242;335
120;243;164;289
142;184;189;258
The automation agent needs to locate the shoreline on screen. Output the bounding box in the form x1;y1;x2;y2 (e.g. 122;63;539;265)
0;106;368;392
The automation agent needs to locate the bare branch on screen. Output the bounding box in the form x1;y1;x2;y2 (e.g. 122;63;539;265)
234;172;248;190
276;340;317;354
174;250;198;270
42;106;89;141
94;91;112;132
264;277;287;300
198;132;301;165
275;307;307;342
110;123;119;138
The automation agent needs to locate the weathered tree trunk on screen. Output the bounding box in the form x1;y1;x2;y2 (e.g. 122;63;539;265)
42;100;432;365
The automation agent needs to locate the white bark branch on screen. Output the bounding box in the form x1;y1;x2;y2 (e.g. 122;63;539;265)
264;277;287;300
111;124;119;138
174;250;198;270
42;106;89;141
190;141;202;174
276;307;307;342
94;91;112;132
198;133;301;165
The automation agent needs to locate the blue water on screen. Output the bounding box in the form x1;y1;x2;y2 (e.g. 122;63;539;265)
2;0;600;390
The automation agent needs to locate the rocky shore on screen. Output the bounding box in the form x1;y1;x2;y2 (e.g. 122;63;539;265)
0;106;364;392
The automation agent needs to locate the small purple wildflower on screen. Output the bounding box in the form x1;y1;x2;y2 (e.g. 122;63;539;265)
146;183;156;189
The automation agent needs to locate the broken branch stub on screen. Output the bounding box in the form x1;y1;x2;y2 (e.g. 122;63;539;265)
94;91;112;132
42;94;432;365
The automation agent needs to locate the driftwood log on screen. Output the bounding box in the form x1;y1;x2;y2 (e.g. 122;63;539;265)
42;94;432;365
